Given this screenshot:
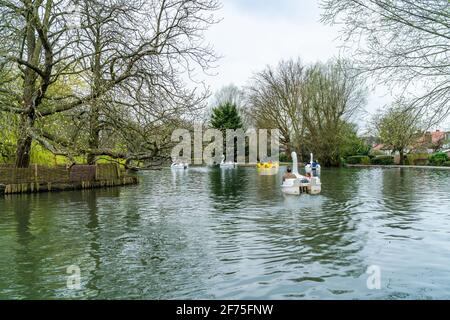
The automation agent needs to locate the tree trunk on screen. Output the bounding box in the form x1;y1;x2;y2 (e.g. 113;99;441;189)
287;144;292;161
87;108;100;165
399;150;405;165
87;32;102;165
15;7;38;168
15;114;35;168
15;137;33;168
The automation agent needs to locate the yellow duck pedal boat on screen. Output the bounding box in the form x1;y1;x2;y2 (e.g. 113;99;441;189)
257;162;279;175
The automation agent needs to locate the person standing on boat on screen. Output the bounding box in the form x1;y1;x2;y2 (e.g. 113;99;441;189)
282;167;297;182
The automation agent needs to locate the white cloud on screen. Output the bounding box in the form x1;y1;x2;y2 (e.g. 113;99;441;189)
199;0;449;130
204;0;340;88
198;0;393;127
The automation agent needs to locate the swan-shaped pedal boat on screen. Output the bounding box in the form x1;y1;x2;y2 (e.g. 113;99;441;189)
220;155;237;169
171;161;189;170
281;152;321;195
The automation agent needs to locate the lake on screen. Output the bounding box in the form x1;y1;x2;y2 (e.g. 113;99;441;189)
1;167;450;299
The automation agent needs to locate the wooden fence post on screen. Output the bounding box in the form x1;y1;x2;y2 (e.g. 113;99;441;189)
116;164;121;179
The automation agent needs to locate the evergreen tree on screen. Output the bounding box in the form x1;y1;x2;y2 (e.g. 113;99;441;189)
210;102;243;131
210;102;243;162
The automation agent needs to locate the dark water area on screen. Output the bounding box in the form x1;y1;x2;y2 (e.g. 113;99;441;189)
1;167;450;299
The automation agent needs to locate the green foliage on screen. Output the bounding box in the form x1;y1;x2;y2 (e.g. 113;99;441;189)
369;149;386;157
279;153;289;162
0;113;18;163
29;144;71;166
405;153;429;166
372;104;423;165
97;156;126;166
301;61;367;167
210;102;243;130
371;155;394;165
318;122;370;166
346;155;371;165
305;121;369;167
0;138;15;163
443;161;450;167
428;152;449;166
340;124;371;158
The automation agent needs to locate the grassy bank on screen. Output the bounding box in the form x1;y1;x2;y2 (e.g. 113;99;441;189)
1;142;126;167
346;164;450;170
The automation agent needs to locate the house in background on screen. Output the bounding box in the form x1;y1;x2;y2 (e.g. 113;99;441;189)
371;143;392;156
371;144;413;164
411;130;449;154
444;130;450;158
429;130;447;151
370;130;450;164
443;131;450;150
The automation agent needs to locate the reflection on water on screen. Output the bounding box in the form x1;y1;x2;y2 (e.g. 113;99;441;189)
1;167;450;299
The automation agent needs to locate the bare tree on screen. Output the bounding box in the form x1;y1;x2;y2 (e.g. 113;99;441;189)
247;59;305;157
302;60;367;166
0;0;85;167
0;0;220;167
321;0;450;125
72;0;218;164
213;84;245;108
372;103;424;165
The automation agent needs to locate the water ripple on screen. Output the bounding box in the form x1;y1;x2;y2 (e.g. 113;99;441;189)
1;167;450;299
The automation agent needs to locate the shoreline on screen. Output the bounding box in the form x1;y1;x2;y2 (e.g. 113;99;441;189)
0;164;139;195
346;164;450;170
0;176;139;195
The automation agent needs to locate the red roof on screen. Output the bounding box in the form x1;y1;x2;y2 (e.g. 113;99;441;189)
373;144;387;151
431;130;445;144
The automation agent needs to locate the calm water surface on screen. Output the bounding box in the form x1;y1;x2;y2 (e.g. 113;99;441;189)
1;167;450;299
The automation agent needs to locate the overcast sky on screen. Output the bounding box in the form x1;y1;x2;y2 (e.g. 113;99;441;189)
201;0;449;131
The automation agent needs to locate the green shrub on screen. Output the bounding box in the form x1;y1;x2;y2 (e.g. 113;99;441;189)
443;161;450;167
346;155;371;165
369;150;386;157
0;141;15;164
405;153;429;166
361;156;371;165
371;155;394;165
279;153;289;163
428;152;449;166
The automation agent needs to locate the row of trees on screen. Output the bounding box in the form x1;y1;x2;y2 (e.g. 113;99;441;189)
207;0;448;166
371;105;424;165
319;0;449;165
0;0;220;168
321;0;450;126
209;59;367;166
1;0;447;168
209;57;447;167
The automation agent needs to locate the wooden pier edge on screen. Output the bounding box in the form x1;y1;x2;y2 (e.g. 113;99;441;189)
0;176;139;195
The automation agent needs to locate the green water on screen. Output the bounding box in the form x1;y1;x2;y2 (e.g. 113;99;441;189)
1;167;450;299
